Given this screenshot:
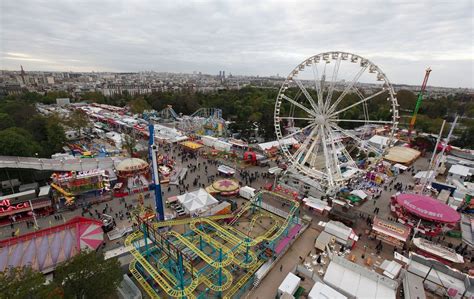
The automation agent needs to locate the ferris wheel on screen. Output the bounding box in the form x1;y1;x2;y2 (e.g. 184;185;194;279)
274;51;399;191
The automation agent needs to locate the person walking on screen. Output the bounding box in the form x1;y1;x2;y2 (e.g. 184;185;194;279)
279;264;283;272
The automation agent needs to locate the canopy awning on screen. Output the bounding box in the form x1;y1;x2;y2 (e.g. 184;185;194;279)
350;190;367;200
393;163;408;170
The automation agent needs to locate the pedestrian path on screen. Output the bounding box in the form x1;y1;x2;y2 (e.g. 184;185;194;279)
0;155;122;171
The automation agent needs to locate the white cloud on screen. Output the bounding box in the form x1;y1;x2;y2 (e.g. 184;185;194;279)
0;0;472;87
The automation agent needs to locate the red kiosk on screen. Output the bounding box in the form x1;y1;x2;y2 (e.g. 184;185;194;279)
243;150;257;165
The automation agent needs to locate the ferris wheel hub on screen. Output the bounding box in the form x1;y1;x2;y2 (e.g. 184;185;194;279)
314;115;327;125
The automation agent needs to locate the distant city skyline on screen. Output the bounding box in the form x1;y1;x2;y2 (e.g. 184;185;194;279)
1;0;473;88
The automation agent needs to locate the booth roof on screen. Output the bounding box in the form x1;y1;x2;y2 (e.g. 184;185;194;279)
180;141;203;150
372;216;411;242
384;146;421;164
396;193;460;223
177;188;218;213
350;190;368;200
115;158;148;171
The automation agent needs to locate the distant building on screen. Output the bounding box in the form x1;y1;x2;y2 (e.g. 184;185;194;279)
56;98;70;106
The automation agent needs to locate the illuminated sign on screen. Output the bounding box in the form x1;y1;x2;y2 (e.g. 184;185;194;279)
0;199;29;214
377;220;406;235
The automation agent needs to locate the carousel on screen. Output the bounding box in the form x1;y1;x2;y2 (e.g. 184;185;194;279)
114;158;150;197
206;178;240;196
390;193;460;236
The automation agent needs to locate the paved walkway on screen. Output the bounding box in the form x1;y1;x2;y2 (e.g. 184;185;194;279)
248;227;319;299
0;143;277;250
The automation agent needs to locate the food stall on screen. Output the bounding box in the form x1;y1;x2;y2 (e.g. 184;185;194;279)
371;217;411;248
217;165;236;176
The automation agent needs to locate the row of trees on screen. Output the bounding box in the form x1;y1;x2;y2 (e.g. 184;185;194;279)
0;251;122;299
1;87;472;155
128;88;473;147
0;94;91;157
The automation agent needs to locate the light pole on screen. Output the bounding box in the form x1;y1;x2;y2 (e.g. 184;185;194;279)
28;200;39;229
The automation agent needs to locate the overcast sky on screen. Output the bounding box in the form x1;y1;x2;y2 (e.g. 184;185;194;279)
1;0;473;88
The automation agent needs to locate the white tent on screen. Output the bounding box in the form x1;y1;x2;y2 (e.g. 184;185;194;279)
303;197;331;212
368;135;390;148
217;165;236;175
308;282;347;299
177;189;218;215
258;137;298;151
414;170;435;179
278;272;301;297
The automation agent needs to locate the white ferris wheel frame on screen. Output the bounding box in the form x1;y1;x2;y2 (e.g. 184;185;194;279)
274;51;400;191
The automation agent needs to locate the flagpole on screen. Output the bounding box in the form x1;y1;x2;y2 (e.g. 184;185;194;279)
28;200;39;229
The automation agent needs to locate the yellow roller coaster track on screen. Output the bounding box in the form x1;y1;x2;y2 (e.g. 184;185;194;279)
153;214;233;228
130;233;234;295
125;231;200;298
223;259;265;299
157;243;234;292
129;260;162;299
189;220;258;269
126;190;301;298
167;231;234;268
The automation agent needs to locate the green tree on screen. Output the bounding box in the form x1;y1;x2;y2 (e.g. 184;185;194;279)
45;120;66;155
123;134;137;157
0;128;41;156
0;101;37;128
43;91;70;104
53;251;122;299
0;266;60;299
67;109;90;137
0;113;13;130
81;91;106;104
129;96;151;114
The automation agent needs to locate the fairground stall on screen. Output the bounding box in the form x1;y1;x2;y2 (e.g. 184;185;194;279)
0;186;52;226
217;164;236;176
114;158;150;197
51;169;111;206
303;197;331;215
370;216;411;248
179;140;203;152
157;154;175;184
391;193;461;236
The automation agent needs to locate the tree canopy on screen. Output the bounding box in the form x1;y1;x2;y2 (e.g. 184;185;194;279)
53;250;122;299
128;96;151;114
0;266;60;299
1;87;472;152
67;109;90;136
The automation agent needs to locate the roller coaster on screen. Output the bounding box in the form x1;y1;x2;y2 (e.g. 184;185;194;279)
125;190;302;298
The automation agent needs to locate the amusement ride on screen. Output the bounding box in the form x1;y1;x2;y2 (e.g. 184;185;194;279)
274;51;400;192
